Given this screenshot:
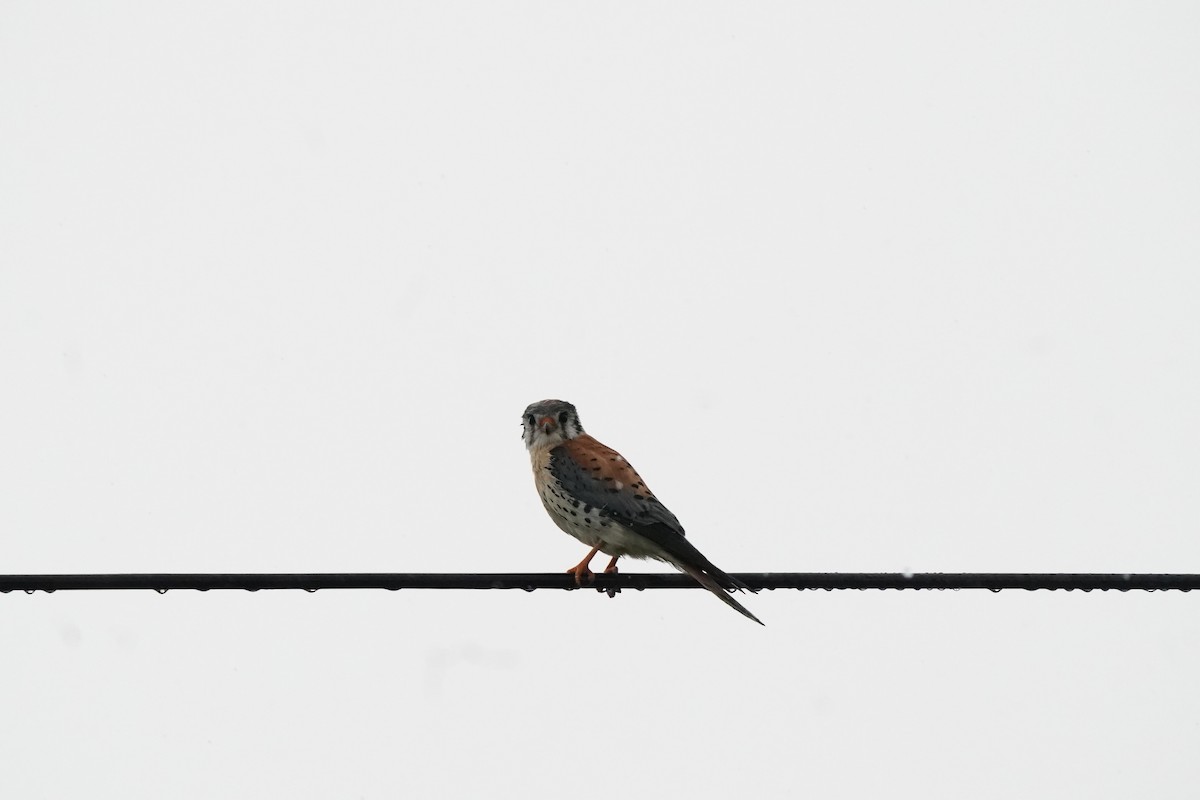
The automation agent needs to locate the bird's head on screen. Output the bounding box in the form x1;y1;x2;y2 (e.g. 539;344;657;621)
522;399;584;450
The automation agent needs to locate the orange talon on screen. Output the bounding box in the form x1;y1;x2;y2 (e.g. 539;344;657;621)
565;545;601;586
602;555;621;597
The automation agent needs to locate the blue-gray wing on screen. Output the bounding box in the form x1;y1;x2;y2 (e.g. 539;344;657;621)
549;435;684;535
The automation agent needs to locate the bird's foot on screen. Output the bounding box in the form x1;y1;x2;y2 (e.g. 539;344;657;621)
566;564;595;587
565;545;601;587
602;562;620;598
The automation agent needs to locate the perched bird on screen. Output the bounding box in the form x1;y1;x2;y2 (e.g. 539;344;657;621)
522;399;762;625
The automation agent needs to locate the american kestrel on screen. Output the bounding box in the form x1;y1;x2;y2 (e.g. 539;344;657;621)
522;399;762;625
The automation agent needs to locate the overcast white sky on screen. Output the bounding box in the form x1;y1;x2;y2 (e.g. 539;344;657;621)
2;1;1199;797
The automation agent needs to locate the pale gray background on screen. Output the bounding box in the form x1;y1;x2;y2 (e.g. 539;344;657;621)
2;1;1198;797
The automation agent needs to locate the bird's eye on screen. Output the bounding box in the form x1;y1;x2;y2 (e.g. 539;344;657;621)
558;411;569;425
526;414;535;426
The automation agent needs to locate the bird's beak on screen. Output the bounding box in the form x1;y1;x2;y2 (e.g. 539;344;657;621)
538;416;557;434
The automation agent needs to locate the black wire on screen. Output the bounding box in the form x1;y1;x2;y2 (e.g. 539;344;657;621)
0;573;1197;593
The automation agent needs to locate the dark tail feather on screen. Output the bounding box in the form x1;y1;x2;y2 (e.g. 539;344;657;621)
701;563;757;594
678;563;764;626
